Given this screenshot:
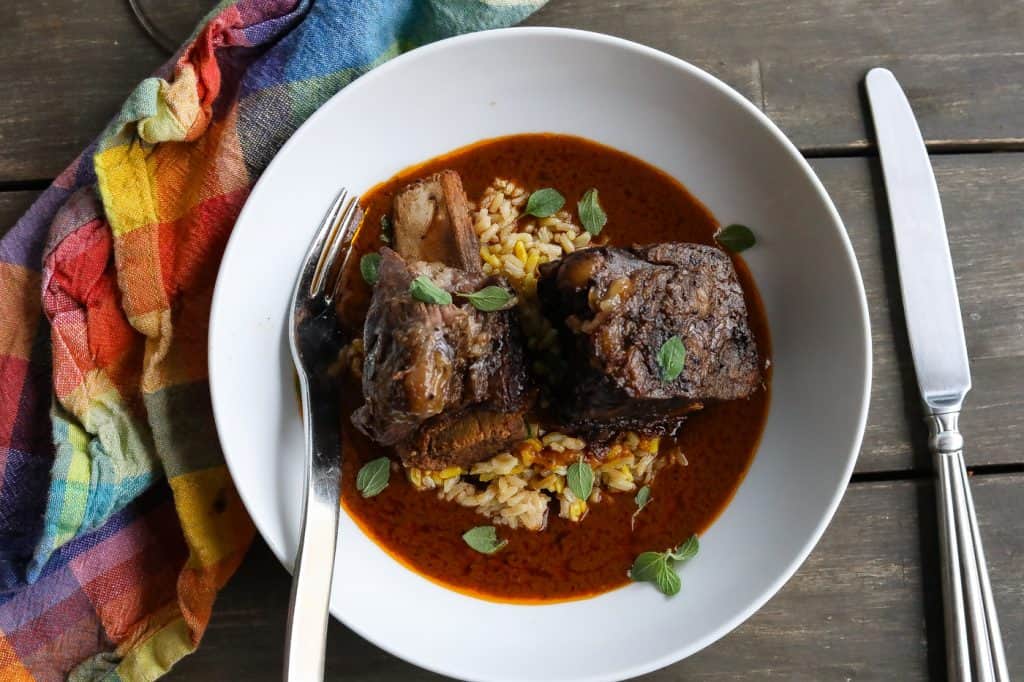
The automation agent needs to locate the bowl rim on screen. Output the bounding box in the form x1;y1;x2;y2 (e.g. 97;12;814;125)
209;25;872;681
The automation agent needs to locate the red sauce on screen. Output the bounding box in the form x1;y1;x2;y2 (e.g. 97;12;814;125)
338;134;771;603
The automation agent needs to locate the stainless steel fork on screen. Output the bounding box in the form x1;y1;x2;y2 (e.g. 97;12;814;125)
284;188;362;682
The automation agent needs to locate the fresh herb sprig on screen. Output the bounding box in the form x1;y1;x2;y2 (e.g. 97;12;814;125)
356;457;391;498
577;188;607;236
715;224;756;253
657;336;687;382
629;534;699;596
524;188;565;218
566;458;594;501
360;253;381;285
462;525;508;554
409;275;453;305
457;285;515;311
631;485;652;529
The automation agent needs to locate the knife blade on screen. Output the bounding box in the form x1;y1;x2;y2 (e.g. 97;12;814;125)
866;68;1010;682
864;67;971;414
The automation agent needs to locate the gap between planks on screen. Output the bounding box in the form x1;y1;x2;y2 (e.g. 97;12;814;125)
4;144;1024;195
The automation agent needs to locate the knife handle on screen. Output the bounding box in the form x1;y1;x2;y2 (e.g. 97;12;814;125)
929;412;1009;682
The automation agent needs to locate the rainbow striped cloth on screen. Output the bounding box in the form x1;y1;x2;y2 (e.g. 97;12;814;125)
0;1;543;679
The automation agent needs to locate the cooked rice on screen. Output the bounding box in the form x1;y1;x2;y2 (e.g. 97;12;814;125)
408;427;670;530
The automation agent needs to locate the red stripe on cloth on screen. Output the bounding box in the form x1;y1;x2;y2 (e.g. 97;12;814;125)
0;357;29;451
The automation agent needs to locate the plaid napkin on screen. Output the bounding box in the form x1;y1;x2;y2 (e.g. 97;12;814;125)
0;1;544;679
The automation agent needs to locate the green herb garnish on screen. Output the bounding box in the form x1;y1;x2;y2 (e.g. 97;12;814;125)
457;285;515;312
360;253;382;285
631;485;652;530
566;458;594;501
524;188;565;218
715;224;756;253
462;525;508;554
409;275;453;305
628;534;699;597
635;485;652;510
657;336;687;382
577;188;607;236
668;534;699;562
355;457;391;498
380;214;392;244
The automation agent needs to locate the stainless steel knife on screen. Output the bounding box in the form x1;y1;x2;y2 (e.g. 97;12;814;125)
865;67;1009;682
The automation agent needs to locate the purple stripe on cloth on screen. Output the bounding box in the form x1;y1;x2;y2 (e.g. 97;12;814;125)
17;611;108;682
239;0;306;43
0;552;88;632
4;589;100;666
0;186;72;269
9;318;52;456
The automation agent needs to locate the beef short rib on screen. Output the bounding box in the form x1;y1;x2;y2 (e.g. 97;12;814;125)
537;243;761;435
392;170;481;273
351;248;529;469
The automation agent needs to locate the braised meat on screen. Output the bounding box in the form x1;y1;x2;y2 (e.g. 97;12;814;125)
351;248;529;468
537;243;761;435
392;170;481;273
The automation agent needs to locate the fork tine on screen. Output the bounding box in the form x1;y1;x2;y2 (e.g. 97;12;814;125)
295;187;348;302
310;194;358;299
326;203;364;304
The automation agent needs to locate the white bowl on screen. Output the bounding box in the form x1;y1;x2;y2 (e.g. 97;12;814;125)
209;27;870;682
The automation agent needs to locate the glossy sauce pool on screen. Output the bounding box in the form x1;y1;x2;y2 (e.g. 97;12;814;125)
337;134;771;603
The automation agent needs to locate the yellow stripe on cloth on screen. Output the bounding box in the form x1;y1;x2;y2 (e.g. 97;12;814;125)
94;142;160;237
170;467;253;569
109;616;194;682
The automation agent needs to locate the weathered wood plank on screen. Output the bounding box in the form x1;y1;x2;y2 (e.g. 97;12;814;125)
525;0;1024;151
813;154;1024;471
0;0;167;181
3;0;1024;180
0;191;41;236
163;475;1023;680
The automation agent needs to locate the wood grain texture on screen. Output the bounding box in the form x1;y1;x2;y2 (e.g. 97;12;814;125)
164;475;1024;681
3;1;1024;179
525;0;1024;151
813;154;1024;472
0;0;166;181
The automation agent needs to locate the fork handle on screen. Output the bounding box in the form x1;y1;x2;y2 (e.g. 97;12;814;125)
930;411;1009;682
284;379;343;682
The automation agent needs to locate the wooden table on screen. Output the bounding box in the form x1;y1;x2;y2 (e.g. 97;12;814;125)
3;1;1022;679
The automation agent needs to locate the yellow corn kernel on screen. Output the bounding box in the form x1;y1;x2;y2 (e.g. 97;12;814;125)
408;468;423;488
520;448;536;467
618;465;634;481
438;466;463;480
481;247;501;268
524;250;540;275
643;437;661;454
514;239;528;262
569;499;588;522
526;437;543;451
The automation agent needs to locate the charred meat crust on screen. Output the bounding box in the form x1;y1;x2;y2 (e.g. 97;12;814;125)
536;243;761;436
392;170;481;273
351;248;529;467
